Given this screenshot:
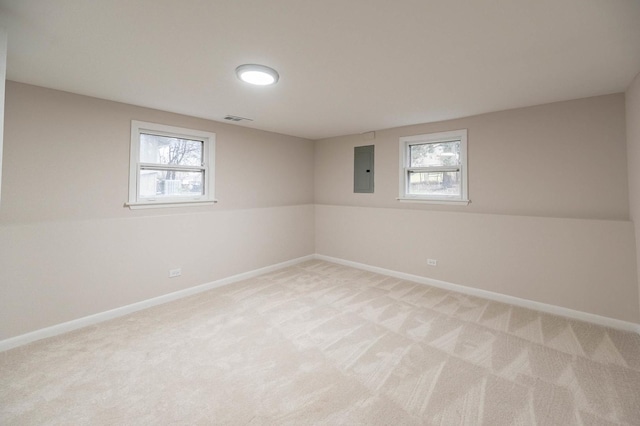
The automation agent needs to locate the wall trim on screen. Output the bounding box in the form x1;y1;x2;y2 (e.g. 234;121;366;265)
314;254;640;334
0;255;315;352
3;252;638;352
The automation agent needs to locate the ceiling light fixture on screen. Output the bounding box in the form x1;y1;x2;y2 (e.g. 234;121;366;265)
235;64;279;86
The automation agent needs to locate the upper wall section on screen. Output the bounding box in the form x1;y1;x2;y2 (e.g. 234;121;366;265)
315;94;629;220
0;27;6;203
0;82;315;224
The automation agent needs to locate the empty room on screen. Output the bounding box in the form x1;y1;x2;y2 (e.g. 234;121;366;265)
1;0;640;424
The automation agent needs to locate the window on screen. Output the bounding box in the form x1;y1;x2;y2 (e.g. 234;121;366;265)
398;129;468;204
127;121;216;209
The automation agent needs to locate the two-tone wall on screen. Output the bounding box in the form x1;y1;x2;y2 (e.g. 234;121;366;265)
315;94;639;323
0;82;315;340
2;82;639;344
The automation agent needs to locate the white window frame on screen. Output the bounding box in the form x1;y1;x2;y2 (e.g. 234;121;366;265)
398;129;469;205
127;120;216;209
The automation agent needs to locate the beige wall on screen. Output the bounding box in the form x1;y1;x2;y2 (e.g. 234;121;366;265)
0;82;315;339
315;94;629;220
315;94;639;323
316;205;638;322
0;27;6;203
2;82;639;340
627;71;640;318
1;83;314;224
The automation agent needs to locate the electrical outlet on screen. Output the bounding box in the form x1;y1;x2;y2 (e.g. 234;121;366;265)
427;259;437;266
169;268;182;278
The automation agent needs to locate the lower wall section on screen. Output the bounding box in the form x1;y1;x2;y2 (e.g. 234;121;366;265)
3;203;637;342
0;204;315;340
315;204;640;323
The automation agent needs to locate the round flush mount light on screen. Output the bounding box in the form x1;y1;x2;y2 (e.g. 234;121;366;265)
235;64;279;86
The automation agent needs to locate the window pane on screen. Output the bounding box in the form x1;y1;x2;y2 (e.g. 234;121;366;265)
407;171;461;197
139;169;204;198
140;133;203;166
410;141;460;167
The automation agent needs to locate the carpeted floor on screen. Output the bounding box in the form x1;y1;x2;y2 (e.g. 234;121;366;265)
1;260;639;425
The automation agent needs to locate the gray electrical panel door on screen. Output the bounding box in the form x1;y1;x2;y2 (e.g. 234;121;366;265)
354;145;374;193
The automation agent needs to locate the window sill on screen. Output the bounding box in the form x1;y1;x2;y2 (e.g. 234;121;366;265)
396;197;470;206
125;200;218;210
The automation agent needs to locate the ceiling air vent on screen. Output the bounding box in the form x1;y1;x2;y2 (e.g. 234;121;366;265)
223;115;253;122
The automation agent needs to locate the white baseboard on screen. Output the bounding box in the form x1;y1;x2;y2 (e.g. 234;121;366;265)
2;252;638;352
314;254;640;334
0;255;315;352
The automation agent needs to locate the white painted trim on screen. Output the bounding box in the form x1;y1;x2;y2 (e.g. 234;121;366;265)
398;128;468;203
0;255;314;352
125;200;218;209
128;120;216;206
396;198;470;205
3;252;637;352
314;254;640;334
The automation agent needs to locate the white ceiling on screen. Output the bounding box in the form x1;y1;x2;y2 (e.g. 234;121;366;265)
1;0;639;140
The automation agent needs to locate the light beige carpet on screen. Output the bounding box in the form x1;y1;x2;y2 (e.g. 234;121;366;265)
1;260;639;425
